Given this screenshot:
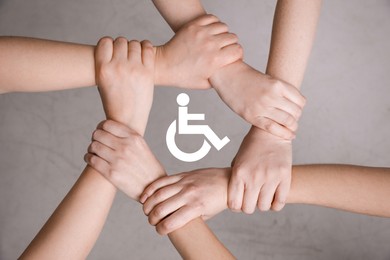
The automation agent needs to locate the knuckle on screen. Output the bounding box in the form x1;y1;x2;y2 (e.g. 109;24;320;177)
235;44;243;58
98;36;113;45
101;120;112;131
92;129;101;140
242;206;255;215
184;183;199;196
228;200;241;211
153;206;165;218
89;154;98;165
263;120;275;132
273;201;286;211
258;203;271;212
153;190;165;201
119;144;132;157
206;14;219;22
148;215;156;226
116;36;128;42
283;115;295;127
219;22;228;30
90;141;101;151
107;169;121;183
157;222;170;235
232;164;249;180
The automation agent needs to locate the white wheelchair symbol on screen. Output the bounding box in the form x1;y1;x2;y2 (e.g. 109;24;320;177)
166;93;230;162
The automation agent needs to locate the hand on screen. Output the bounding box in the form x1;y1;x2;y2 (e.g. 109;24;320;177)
84;120;166;201
155;14;243;89
210;63;306;139
95;37;154;134
140;168;230;235
229;126;292;213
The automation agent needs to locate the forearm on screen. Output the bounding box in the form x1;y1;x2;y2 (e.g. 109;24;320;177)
168;218;234;260
152;0;206;32
288;164;390;217
20;167;117;259
0;36;181;94
152;0;268;102
0;36;96;94
266;0;322;89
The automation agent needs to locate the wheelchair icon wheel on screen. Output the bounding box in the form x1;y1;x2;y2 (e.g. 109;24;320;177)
166;120;211;162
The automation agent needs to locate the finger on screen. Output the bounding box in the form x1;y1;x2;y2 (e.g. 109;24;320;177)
271;181;290;211
274;97;303;121
193;14;220;26
214;32;238;47
84;153;110;175
155;206;200;235
281;83;306;109
95;37;114;64
113;37;129;61
143;184;182;215
216;43;243;67
97;120;133;138
227;173;245;212
263;108;298;132
140;174;184;203
128;40;142;63
91;129;119;150
141;40;155;69
257;183;279;212
205;22;228;35
255;117;295;140
148;192;187;226
88;141;115;163
242;184;262;214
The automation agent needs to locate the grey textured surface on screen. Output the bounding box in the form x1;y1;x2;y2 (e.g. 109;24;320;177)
1;0;390;259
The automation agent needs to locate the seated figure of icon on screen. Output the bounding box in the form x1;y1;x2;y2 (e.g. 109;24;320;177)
166;93;230;162
176;93;230;150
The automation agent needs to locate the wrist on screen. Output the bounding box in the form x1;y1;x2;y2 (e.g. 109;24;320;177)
153;45;170;86
209;61;251;91
250;125;292;143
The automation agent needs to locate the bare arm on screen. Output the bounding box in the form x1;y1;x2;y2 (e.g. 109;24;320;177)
267;0;322;89
141;165;390;234
0;37;96;94
26;36;234;259
19;38;152;259
230;0;322;214
19;167;116;259
289;164;390;217
0;19;240;93
152;0;306;139
152;0;206;32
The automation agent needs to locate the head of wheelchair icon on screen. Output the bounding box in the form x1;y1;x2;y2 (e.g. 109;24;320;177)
166;93;230;162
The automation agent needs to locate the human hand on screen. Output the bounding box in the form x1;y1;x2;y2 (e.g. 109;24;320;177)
84;120;166;201
210;63;306;139
140;168;230;235
95;37;154;134
229;126;292;213
155;14;243;89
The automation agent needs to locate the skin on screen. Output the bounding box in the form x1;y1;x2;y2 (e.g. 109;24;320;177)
141;165;390;235
152;0;306;139
21;33;234;259
231;0;322;214
0;15;241;94
151;0;321;216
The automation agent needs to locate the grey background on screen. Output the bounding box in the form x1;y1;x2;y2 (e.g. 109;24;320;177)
1;0;390;259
